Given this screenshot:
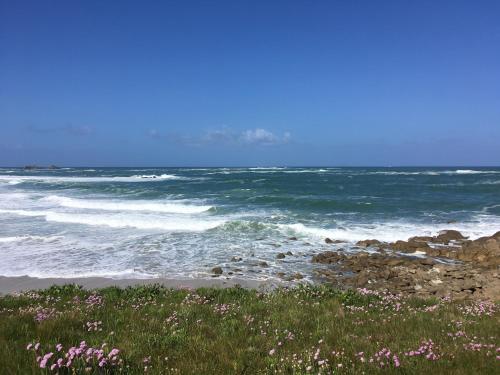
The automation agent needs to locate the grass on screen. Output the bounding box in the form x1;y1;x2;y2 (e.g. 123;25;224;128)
0;284;498;374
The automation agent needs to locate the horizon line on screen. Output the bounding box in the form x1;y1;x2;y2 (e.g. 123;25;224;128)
2;165;500;169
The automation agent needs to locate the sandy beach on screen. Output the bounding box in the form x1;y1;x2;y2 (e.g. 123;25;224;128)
0;275;279;295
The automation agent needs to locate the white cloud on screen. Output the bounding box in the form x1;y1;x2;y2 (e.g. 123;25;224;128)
240;128;278;145
202;128;236;143
148;127;291;146
148;129;161;138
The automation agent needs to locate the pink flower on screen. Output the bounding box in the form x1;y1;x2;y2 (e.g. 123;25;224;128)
43;352;53;360
393;354;401;367
26;343;33;350
269;349;275;355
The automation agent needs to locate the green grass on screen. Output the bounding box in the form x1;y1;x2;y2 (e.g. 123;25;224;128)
0;284;498;374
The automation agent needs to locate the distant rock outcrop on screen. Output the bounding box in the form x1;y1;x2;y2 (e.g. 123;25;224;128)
23;165;60;170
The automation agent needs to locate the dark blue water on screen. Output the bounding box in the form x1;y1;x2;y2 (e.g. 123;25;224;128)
0;167;499;280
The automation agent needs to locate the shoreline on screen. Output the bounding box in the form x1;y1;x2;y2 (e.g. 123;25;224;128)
0;275;280;295
1;229;498;299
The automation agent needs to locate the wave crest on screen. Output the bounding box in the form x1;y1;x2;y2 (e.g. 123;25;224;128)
0;209;224;231
43;195;214;214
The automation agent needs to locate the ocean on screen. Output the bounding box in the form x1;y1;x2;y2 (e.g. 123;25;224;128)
0;167;499;280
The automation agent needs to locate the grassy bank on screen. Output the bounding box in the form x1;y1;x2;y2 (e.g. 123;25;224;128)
0;284;498;374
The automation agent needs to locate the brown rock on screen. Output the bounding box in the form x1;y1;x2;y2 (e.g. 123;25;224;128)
310;231;500;300
312;251;342;264
212;267;223;275
390;240;429;252
435;230;468;243
419;258;436;266
408;236;434;243
356;239;382;248
324;238;345;244
387;258;403;266
355;274;369;287
455;231;500;267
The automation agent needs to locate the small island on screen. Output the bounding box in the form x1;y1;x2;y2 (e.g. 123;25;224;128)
23;165;60;170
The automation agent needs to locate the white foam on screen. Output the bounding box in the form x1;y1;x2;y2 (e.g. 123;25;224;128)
204;168;333;175
0;268;156;279
367;171;439;176
248;167;286;170
0;237;24;243
0;235;62;243
453;169;497;174
407;250;427;257
7;179;23;185
476;180;500;185
0;209;224;231
0;192;31;200
280;217;500;243
281;169;330;174
482;204;500;214
367;170;500;176
43;195;213;214
0;209;44;217
0;174;184;184
130;174;181;180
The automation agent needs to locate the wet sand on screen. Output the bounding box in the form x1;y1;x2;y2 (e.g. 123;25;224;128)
0;276;281;295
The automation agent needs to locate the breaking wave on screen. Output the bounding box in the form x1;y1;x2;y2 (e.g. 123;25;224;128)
43;195;214;214
0;209;224;231
279;217;500;243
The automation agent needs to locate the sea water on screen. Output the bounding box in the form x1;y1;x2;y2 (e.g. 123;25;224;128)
0;167;499;280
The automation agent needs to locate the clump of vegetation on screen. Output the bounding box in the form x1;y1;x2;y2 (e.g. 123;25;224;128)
0;284;498;374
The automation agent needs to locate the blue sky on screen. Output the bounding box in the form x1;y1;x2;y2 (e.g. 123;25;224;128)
1;1;499;166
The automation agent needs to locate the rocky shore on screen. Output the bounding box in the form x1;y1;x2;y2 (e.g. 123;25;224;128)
312;230;500;300
4;229;497;302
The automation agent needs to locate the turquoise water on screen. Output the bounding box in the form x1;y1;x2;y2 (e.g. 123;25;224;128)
0;167;499;280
